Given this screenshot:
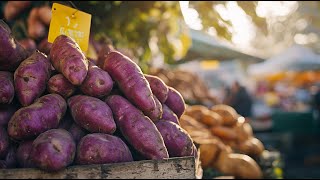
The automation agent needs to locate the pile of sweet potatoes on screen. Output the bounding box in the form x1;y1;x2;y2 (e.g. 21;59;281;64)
0;21;197;172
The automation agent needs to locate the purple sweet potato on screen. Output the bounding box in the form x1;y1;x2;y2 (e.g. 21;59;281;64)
0;160;7;169
69;123;87;143
161;104;180;125
16;140;35;168
0;127;9;159
47;74;76;98
14;50;51;106
5;145;17;168
68;95;116;134
38;38;52;56
30;129;76;172
58;112;73;130
76;133;133;165
0;20;28;71
0;71;14;104
106;95;169;160
8;94;67;140
18;38;36;56
50;35;89;85
99;51;161;121
155;120;193;158
80;61;113;98
0;105;16;126
145;74;169;103
165;87;186;118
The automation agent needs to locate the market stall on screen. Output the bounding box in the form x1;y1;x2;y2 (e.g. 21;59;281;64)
0;1;285;179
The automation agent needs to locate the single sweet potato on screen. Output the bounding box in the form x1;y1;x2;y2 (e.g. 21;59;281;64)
106;95;169;160
0;105;16;126
161;104;180;125
100;51;161;121
37;6;52;26
14;50;51;106
68;95;116;134
0;161;7;169
0;127;9;159
0;20;28;71
50;35;89;85
4;1;31;21
38;38;52;55
214;151;263;179
0;71;14;104
144;74;169;103
16;140;35;168
27;8;46;40
80;61;113;98
30;129;76;172
165;87;185;118
155;120;193;157
5;145;17;168
18;38;37;56
211;105;238;126
76;133;133;165
47;74;76;98
210;126;237;141
69;123;88;144
8;94;67;140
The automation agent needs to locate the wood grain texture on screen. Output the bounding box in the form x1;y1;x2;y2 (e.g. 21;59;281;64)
0;157;196;179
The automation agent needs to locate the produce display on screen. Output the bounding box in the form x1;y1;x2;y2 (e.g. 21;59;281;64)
0;2;274;179
0;20;199;173
181;104;266;179
149;68;219;106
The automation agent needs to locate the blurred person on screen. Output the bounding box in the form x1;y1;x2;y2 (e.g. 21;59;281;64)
312;84;320;127
227;81;253;118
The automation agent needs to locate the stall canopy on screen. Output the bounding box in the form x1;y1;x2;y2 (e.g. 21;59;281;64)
248;45;320;77
176;29;264;64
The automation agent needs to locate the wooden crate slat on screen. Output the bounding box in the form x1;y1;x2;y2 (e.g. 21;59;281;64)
0;157;196;179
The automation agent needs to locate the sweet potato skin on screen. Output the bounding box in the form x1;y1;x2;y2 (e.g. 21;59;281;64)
38;38;52;55
0;105;16;126
80;61;113;98
4;1;32;21
106;95;169;160
144;74;168;103
161;104;180;125
0;71;14;104
5;145;17;168
27;8;46;40
76;133;133;165
68;123;87;144
50;35;88;86
165;87;185;118
155;120;193;157
30;129;76;172
100;51;161;121
68;95;116;134
47;74;76;98
0;21;28;71
0;127;9;159
14;51;51;106
16;140;35;168
8;94;67;140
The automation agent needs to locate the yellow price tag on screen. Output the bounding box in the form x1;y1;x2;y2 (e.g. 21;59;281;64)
48;3;91;52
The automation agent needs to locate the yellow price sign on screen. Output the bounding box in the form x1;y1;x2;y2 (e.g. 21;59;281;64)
48;3;91;52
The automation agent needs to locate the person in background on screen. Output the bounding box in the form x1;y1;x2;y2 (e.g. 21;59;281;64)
312;84;320;127
227;81;253;119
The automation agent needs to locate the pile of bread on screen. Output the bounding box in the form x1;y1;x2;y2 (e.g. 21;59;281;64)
181;104;265;179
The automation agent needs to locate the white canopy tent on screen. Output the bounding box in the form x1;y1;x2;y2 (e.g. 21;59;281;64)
248;45;320;77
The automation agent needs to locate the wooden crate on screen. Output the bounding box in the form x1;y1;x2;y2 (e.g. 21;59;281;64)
0;157;196;179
